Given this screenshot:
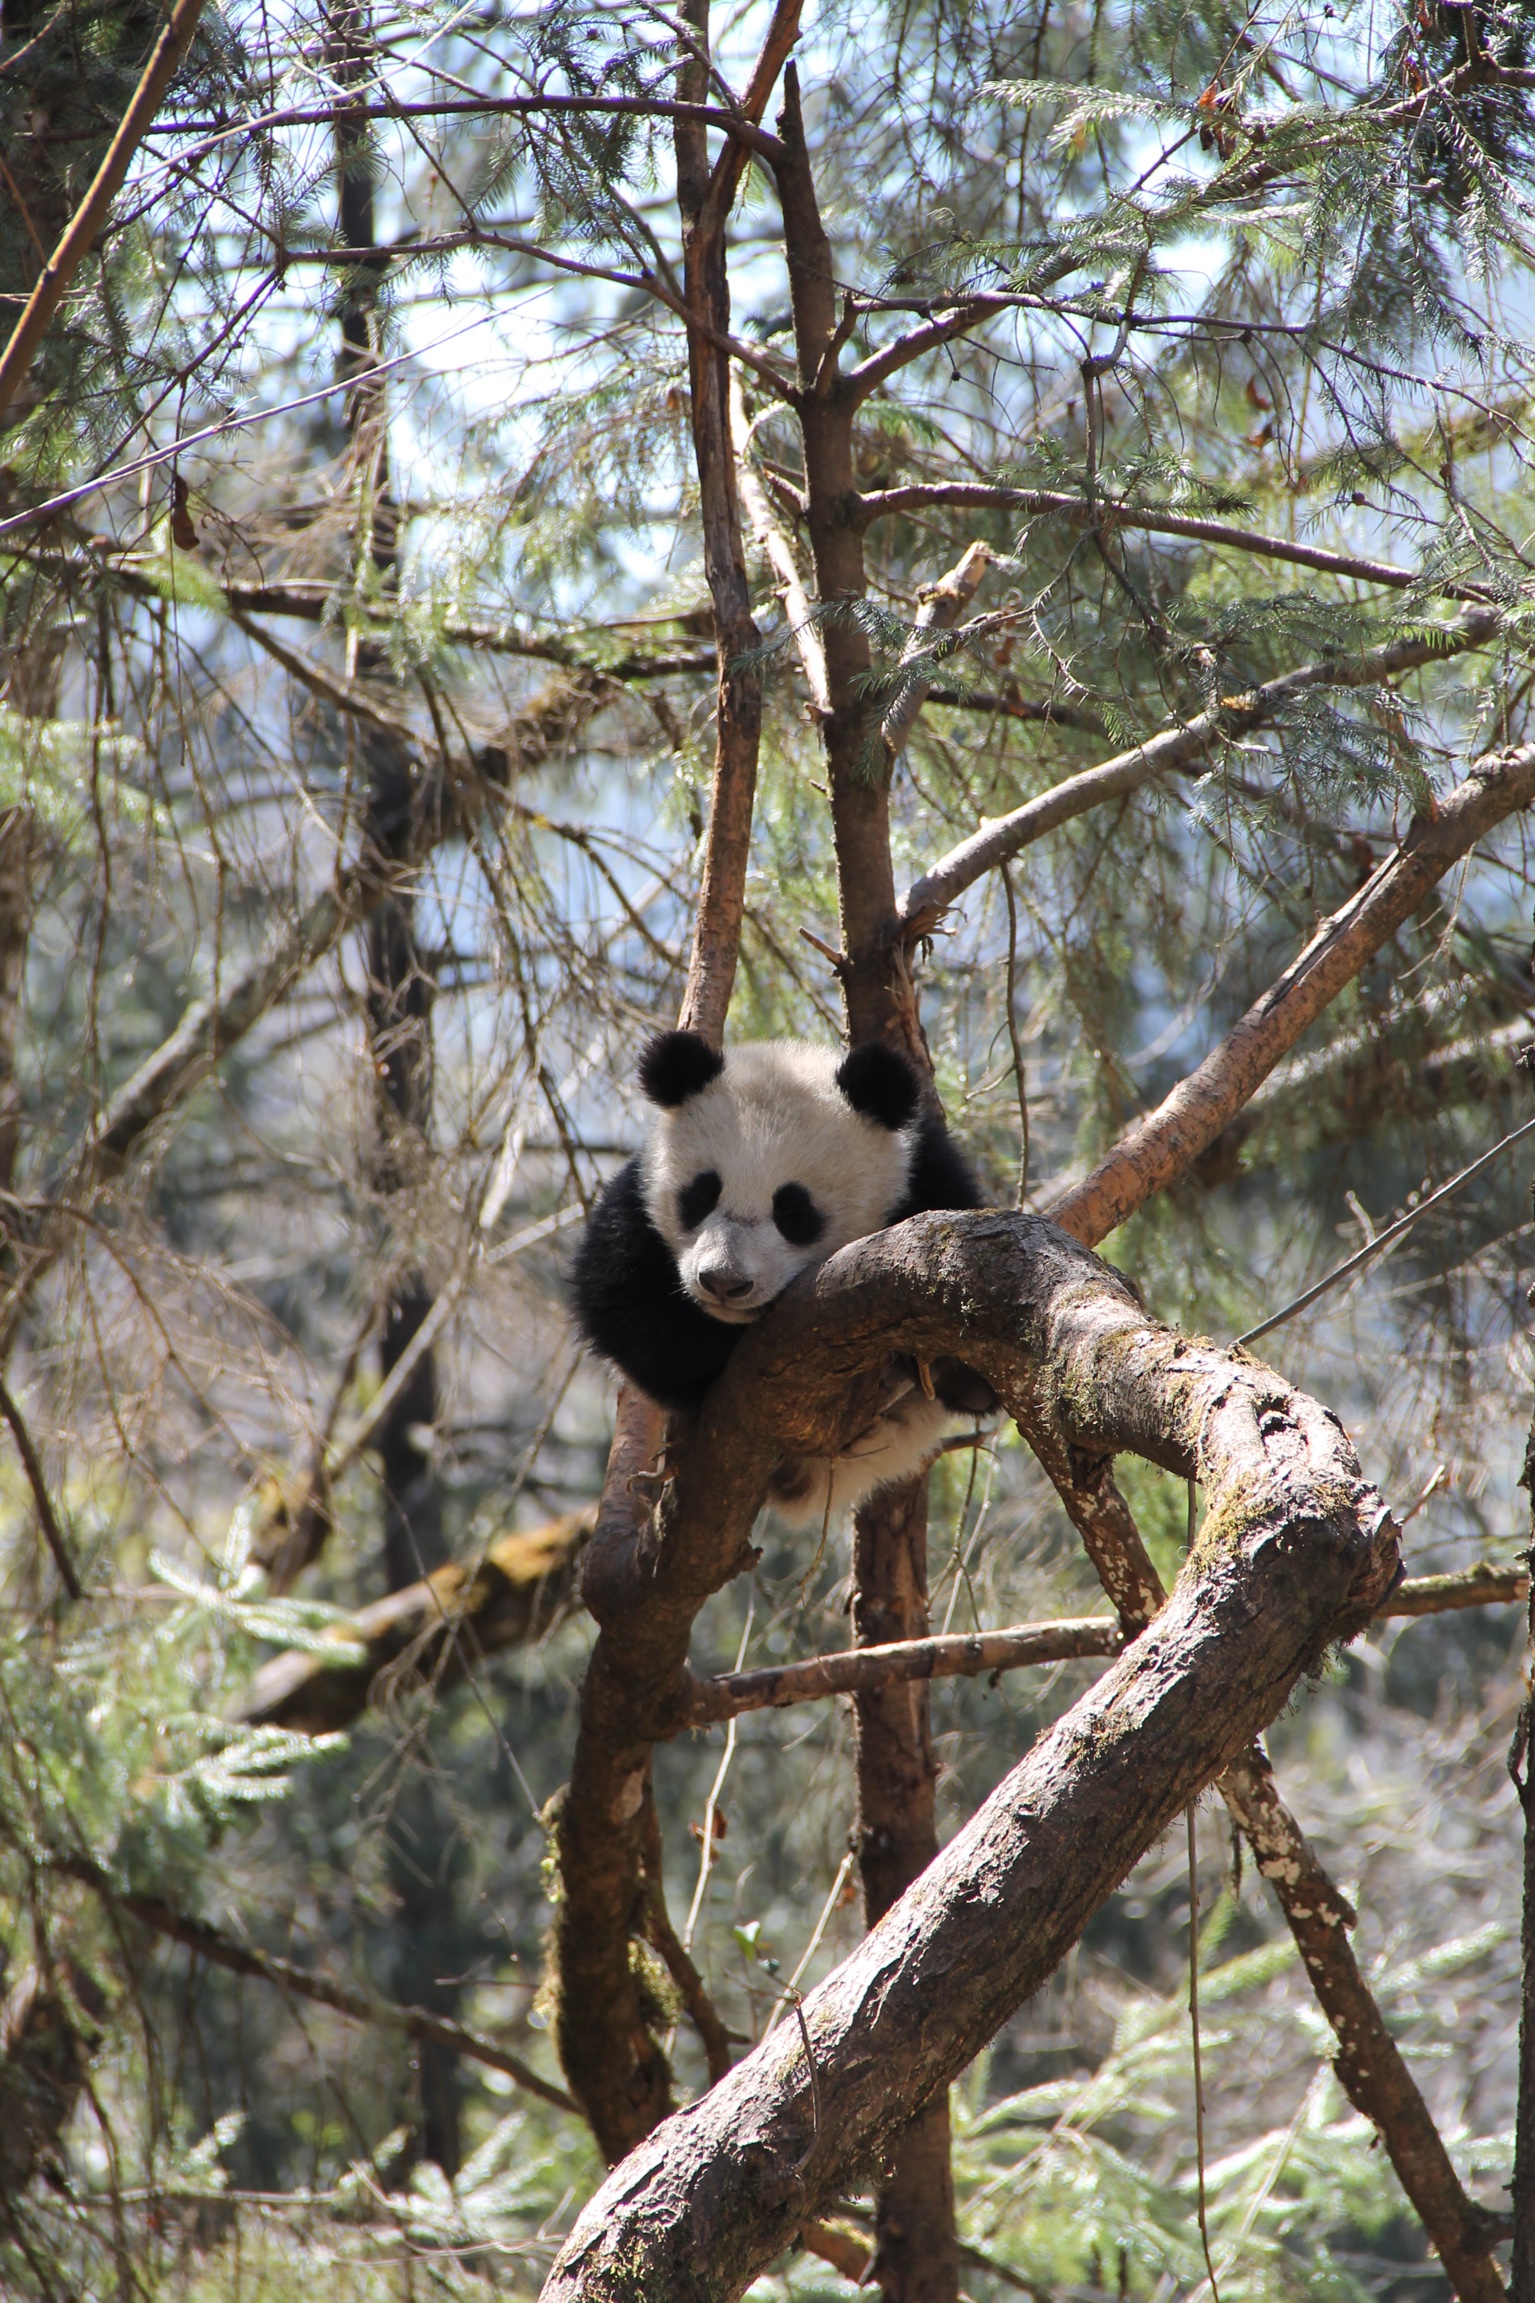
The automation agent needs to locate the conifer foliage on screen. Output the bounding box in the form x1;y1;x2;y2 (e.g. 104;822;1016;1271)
2;0;1535;2292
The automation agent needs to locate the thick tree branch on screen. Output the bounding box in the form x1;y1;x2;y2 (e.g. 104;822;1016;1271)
540;1217;1396;2297
898;611;1501;936
1049;737;1535;1246
548;1206;1397;2164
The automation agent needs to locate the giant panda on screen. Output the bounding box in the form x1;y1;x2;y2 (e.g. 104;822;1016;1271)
571;1030;995;1526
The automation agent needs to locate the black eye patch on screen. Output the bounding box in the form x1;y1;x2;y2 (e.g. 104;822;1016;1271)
677;1169;722;1230
772;1183;823;1247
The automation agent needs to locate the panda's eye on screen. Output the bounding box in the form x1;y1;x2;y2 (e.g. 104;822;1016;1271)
772;1183;823;1247
678;1169;722;1230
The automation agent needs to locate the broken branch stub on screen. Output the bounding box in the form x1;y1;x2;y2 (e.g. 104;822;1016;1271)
541;1210;1398;2288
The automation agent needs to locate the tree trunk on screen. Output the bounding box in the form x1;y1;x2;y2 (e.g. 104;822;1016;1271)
330;0;455;2173
852;1478;958;2303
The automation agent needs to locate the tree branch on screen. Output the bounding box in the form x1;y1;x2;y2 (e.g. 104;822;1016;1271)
898;610;1501;936
1023;1434;1509;2301
1220;1744;1508;2300
879;541;993;762
539;1213;1397;2296
1048;736;1535;1246
731;370;830;718
235;1509;593;1731
0;0;210;423
680;1564;1527;1723
52;1861;575;2112
858;481;1494;601
0;1376;82;1600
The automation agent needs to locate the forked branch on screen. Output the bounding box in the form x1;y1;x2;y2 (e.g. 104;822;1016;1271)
541;1209;1397;2298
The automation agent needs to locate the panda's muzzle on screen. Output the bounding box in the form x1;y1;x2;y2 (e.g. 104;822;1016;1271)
694;1262;757;1309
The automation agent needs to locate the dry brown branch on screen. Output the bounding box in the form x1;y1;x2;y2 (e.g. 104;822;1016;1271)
236;1509;593;1731
897;612;1502;937
731;369;831;719
1049;738;1535;1246
1021;1442;1510;2303
677;1563;1524;1723
0;0;210;422
686;1614;1123;1721
0;1375;82;1599
540;1209;1397;2296
1220;1744;1508;2301
858;480;1492;600
51;1854;575;2112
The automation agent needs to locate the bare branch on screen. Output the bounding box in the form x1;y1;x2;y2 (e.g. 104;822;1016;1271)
686;1614;1122;1723
898;610;1501;935
685;1563;1523;1721
0;1378;82;1600
879;541;993;761
236;1510;593;1731
1221;1747;1509;2300
1049;736;1535;1246
857;481;1501;600
731;370;830;718
52;1855;574;2112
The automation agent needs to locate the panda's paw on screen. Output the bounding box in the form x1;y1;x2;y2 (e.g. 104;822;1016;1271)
930;1357;999;1417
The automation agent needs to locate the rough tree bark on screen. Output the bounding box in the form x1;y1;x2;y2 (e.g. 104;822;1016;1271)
539;1208;1399;2301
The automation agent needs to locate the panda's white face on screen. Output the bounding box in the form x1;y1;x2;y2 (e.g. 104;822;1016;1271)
644;1043;914;1324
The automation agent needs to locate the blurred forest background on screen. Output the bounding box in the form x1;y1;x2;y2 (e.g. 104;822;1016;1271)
2;0;1535;2288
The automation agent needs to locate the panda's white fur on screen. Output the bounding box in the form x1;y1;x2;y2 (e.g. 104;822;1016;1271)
762;1376;965;1531
571;1031;992;1530
644;1042;912;1326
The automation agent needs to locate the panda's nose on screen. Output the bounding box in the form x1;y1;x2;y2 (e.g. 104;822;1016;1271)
697;1265;753;1305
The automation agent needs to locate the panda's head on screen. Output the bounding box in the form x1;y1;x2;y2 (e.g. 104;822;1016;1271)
638;1032;921;1324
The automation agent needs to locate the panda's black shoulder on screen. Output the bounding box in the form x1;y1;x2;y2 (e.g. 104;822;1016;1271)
884;1109;987;1224
569;1155;740;1411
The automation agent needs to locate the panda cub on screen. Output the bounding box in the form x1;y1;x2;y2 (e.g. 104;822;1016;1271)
572;1030;994;1526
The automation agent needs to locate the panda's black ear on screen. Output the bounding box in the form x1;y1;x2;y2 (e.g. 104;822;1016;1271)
639;1030;725;1108
835;1042;919;1131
